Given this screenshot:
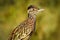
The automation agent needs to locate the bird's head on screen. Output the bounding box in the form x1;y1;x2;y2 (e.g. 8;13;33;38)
27;5;44;15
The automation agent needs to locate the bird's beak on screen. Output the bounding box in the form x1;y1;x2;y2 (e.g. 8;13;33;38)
35;9;45;15
38;9;45;12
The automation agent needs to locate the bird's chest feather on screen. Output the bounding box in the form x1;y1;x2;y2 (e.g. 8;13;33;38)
28;14;36;27
28;18;34;27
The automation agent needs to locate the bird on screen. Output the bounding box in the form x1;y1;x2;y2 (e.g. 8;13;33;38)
8;5;44;40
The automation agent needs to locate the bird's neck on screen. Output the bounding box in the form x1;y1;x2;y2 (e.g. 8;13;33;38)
28;13;36;32
28;13;36;20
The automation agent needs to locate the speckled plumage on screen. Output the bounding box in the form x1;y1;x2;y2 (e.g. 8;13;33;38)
8;5;44;40
8;13;36;40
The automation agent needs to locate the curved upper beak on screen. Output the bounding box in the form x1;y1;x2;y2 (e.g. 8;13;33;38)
35;9;45;15
35;8;45;15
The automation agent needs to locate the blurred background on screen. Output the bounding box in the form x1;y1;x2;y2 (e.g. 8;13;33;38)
0;0;60;40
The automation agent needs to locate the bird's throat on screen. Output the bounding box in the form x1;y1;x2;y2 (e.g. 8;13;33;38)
28;13;36;20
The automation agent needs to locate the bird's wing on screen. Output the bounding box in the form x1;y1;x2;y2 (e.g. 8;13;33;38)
8;19;34;40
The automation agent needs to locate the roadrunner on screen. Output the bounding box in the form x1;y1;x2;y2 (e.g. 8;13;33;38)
8;5;44;40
